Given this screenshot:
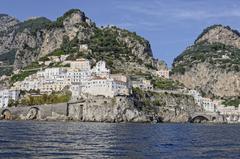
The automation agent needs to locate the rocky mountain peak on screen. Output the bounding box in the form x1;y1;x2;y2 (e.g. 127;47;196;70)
0;8;166;79
195;24;240;48
172;24;240;98
62;9;86;23
0;14;19;32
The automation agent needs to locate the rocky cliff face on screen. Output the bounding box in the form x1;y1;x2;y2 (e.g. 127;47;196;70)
0;9;166;76
133;89;200;122
81;96;150;122
0;14;19;56
0;95;197;123
172;25;240;98
195;25;240;48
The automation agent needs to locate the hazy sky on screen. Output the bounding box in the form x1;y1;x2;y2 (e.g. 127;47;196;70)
1;0;240;66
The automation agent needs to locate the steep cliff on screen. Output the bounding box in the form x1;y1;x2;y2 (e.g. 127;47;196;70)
0;9;166;77
81;96;150;122
172;25;240;98
0;95;198;123
132;88;199;122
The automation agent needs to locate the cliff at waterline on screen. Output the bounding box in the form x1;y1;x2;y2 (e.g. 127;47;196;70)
172;25;240;99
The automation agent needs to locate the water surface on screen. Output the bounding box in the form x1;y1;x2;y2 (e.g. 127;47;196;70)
0;121;239;159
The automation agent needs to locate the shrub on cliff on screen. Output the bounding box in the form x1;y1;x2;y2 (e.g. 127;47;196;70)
20;91;71;106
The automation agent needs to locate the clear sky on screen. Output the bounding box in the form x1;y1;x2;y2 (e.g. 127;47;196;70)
1;0;240;66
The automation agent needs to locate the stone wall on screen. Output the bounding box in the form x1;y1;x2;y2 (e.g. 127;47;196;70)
0;96;151;123
0;103;68;121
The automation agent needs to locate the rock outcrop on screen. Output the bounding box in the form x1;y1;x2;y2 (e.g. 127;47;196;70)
0;14;19;56
0;9;166;76
0;94;198;123
133;90;200;122
81;96;150;122
195;25;240;48
172;25;240;98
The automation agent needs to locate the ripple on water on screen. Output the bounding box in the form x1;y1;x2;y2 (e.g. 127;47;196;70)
0;121;240;159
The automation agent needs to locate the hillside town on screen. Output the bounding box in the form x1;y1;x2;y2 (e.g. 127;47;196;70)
0;58;239;120
0;58;169;107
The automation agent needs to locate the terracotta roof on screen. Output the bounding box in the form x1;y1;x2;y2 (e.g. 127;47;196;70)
91;76;107;80
113;79;127;83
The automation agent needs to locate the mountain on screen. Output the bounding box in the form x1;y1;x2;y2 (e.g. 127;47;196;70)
0;9;166;78
172;25;240;99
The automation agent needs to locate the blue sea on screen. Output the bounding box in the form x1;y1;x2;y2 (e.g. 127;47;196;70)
0;121;239;159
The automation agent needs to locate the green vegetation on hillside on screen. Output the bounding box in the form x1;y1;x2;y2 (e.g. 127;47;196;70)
49;49;65;56
20;91;71;106
87;27;152;72
144;75;183;90
11;70;38;83
152;78;182;90
132;87;193;114
47;9;82;28
23;62;43;70
0;50;16;65
17;17;51;35
172;42;240;74
222;98;240;107
195;24;240;43
87;28;131;69
0;67;13;76
0;50;16;76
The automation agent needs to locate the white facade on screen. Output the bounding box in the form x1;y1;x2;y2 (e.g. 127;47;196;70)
70;83;82;98
82;77;114;97
70;58;91;71
13;76;40;91
188;89;217;112
37;68;66;79
156;70;170;79
216;105;240;115
10;59;131;99
79;44;89;52
110;74;128;83
201;98;216;112
92;61;110;78
112;80;129;96
67;70;91;83
0;89;20;108
132;79;153;91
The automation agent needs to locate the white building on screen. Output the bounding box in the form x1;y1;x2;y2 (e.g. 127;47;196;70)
37;68;66;79
82;77;114;97
67;70;91;83
112;79;129;96
70;82;82;99
188;90;200;97
0;89;20;108
70;77;129;98
216;105;240;115
92;61;110;78
70;58;91;71
156;69;170;79
79;44;89;52
110;74;128;83
201;98;216;112
188;89;217;112
11;59;131;99
132;79;153;91
13;75;40;91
